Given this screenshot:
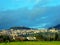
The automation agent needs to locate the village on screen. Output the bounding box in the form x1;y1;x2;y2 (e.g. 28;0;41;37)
0;28;60;42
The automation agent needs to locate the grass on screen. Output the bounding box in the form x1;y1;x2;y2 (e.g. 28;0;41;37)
0;41;60;45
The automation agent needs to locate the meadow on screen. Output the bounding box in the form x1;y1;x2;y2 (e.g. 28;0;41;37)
0;41;60;45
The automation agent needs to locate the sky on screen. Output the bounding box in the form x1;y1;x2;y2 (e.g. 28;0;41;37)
0;0;60;10
0;0;60;29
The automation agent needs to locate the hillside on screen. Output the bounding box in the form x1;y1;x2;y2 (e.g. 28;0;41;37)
48;24;60;30
10;26;32;30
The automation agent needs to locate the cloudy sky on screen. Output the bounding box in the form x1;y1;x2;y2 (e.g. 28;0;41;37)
0;0;60;29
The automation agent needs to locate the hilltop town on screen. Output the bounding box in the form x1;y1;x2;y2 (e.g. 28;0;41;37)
0;26;60;42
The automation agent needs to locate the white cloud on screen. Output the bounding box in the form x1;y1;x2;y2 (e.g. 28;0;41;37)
32;23;51;28
35;0;41;3
41;16;48;19
26;0;41;3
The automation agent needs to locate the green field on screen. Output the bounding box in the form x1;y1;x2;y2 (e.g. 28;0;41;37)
0;41;60;45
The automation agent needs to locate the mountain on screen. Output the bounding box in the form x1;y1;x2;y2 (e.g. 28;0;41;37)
48;24;60;30
10;26;32;30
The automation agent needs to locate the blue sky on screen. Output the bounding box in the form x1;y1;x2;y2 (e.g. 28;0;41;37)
0;0;60;10
0;0;60;29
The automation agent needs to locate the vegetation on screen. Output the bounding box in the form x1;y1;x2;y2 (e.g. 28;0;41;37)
34;32;60;41
0;41;60;45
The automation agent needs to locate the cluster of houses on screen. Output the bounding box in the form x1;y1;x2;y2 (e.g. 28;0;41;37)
0;28;60;41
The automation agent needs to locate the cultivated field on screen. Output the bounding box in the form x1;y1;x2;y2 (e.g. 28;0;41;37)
0;41;60;45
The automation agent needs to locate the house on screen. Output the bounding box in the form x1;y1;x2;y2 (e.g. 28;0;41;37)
27;37;36;40
15;36;26;41
49;28;58;32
